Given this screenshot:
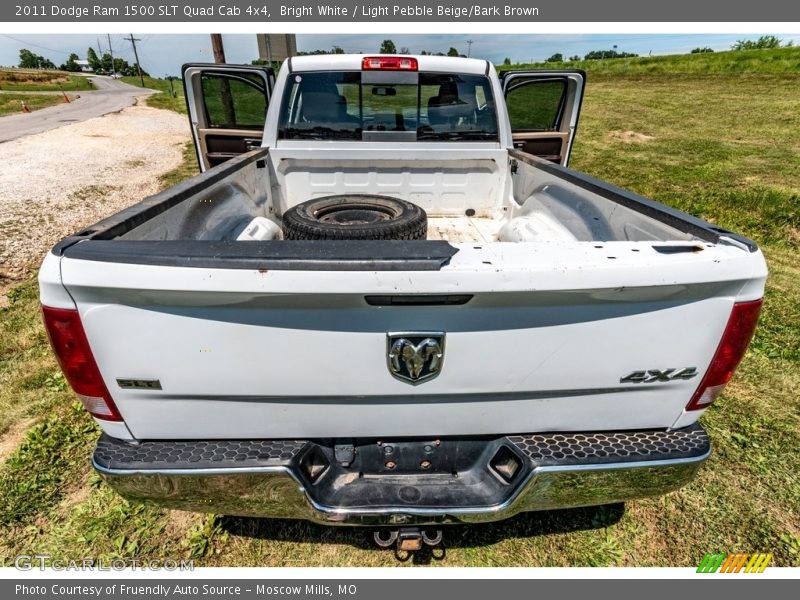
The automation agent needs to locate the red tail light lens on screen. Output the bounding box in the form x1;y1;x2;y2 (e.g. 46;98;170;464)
362;56;418;71
686;299;762;411
41;306;122;421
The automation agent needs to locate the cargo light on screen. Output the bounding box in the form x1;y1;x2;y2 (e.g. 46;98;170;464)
41;306;122;421
362;56;418;71
685;299;762;411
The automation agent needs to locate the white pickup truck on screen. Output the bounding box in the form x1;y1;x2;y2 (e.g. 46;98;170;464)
40;55;766;542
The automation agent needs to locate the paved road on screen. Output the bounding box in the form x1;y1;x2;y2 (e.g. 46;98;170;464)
0;76;154;143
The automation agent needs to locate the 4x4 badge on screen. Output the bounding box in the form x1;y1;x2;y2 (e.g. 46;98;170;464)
620;367;698;384
387;332;445;384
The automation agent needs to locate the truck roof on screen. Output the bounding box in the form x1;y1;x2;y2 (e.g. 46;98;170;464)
288;54;491;75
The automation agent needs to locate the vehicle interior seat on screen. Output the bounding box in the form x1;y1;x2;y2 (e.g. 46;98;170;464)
300;91;361;129
427;82;475;129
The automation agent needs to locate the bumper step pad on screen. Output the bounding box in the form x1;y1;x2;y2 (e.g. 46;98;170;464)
95;424;709;472
94;437;306;471
508;423;709;467
93;424;710;523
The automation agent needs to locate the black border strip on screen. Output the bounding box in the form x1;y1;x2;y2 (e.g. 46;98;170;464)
63;240;459;271
510;150;758;252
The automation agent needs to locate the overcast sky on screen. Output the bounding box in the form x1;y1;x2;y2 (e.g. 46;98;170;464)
1;33;798;75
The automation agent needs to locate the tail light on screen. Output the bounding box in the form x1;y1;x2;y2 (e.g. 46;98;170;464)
41;306;122;421
362;56;418;71
685;299;762;411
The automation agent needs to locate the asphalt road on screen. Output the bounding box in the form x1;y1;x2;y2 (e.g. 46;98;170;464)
0;76;154;143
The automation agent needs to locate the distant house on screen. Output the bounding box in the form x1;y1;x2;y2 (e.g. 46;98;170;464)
75;59;93;73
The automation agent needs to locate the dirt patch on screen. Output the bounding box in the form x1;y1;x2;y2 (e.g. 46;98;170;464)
608;130;655;144
59;474;92;509
165;510;202;537
0;418;35;463
0;105;190;295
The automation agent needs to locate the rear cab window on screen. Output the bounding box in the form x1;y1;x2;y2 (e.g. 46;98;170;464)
278;70;499;142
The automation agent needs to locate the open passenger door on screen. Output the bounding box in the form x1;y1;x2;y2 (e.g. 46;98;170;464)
500;70;585;166
182;63;274;171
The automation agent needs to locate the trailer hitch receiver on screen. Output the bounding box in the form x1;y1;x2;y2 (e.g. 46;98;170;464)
373;527;443;556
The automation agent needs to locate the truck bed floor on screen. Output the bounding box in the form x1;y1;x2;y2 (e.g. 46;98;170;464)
426;216;502;243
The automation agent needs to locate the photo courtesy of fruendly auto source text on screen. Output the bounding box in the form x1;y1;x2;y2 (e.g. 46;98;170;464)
0;0;797;596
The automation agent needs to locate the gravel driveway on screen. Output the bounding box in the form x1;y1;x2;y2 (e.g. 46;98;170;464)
0;104;191;296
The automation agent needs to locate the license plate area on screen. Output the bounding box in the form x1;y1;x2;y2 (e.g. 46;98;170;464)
296;437;531;510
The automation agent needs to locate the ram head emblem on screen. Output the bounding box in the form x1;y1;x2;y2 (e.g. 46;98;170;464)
387;333;445;384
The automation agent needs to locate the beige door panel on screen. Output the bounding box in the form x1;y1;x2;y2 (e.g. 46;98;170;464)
197;128;263;169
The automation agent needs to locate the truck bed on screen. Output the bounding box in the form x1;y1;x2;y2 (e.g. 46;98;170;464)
67;147;742;248
40;147;767;441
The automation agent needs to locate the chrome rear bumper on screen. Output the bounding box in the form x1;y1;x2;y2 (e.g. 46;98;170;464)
94;424;710;526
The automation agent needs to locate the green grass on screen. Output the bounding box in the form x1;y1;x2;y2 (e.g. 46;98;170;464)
120;75;186;114
159;141;200;188
0;54;798;567
0;69;94;92
500;46;800;76
0;93;68;116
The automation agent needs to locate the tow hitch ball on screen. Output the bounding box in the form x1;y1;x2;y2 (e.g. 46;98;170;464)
373;527;443;554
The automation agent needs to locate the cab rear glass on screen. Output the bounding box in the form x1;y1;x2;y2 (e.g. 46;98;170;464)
277;71;499;142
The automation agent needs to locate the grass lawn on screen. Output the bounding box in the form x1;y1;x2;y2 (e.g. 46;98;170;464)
0;69;94;92
500;46;800;76
0;51;798;567
0;93;70;116
121;75;186;114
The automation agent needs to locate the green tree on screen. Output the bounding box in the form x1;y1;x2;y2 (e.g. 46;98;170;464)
18;49;39;68
100;52;113;72
502;57;511;66
60;53;81;72
545;53;564;63
690;47;714;54
86;47;101;71
331;46;345;54
584;49;638;60
447;47;459;57
18;49;56;69
732;36;784;50
379;39;396;54
568;55;582;61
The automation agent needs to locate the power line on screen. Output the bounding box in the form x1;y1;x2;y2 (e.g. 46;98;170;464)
466;39;474;57
0;34;72;56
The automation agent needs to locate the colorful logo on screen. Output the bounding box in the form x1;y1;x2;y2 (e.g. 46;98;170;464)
697;553;772;573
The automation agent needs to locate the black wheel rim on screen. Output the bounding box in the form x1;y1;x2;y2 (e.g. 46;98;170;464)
313;203;399;226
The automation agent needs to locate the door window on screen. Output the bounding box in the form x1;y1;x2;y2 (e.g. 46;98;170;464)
505;78;566;131
202;73;269;129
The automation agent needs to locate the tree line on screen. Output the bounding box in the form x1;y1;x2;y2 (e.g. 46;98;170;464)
16;47;147;77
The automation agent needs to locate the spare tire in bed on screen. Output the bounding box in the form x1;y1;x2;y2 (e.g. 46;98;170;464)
282;194;427;241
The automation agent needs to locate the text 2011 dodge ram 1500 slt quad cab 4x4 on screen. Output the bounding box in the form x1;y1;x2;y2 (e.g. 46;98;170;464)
39;55;766;541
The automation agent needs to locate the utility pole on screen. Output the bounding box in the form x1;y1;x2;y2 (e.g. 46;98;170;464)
125;33;144;86
466;39;474;58
210;34;235;126
210;33;226;63
107;34;117;79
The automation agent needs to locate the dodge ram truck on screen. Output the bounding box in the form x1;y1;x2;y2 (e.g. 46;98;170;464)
39;55;766;545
